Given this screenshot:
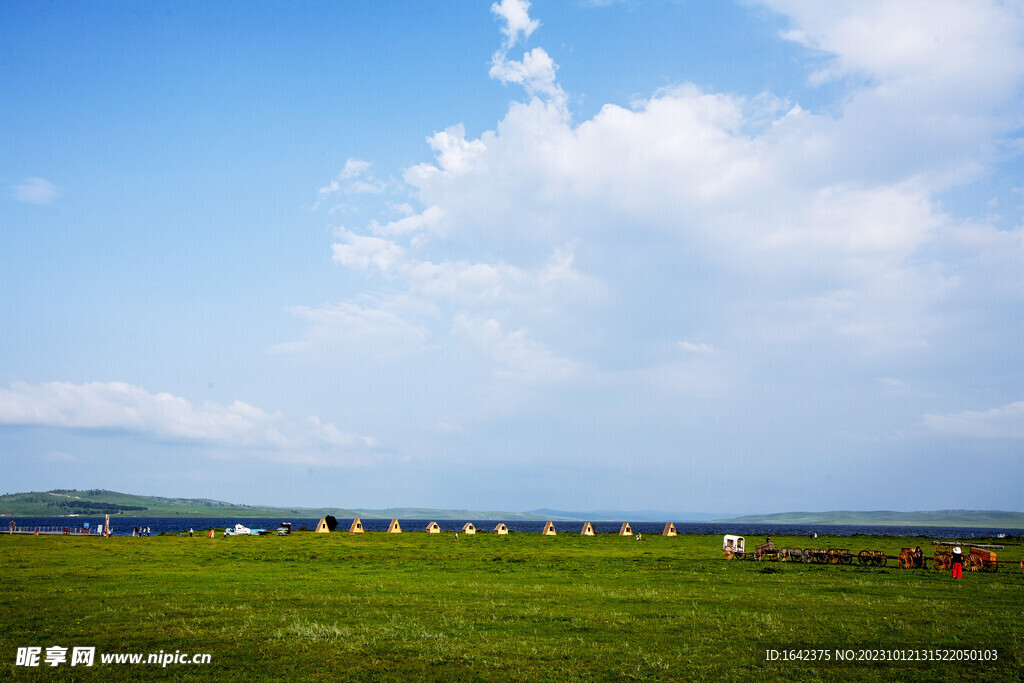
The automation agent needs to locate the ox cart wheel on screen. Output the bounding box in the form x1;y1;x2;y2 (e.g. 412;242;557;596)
874;554;887;567
788;548;802;563
803;548;814;563
933;554;951;571
723;549;735;560
898;551;914;569
966;555;983;572
735;551;747;560
858;550;872;566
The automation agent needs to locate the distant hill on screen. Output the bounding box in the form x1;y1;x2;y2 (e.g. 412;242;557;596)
712;510;1024;528
0;489;359;519
529;508;726;522
0;490;571;521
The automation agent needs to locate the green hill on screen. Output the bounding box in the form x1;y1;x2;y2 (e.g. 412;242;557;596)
0;490;554;520
713;509;1024;528
0;489;358;519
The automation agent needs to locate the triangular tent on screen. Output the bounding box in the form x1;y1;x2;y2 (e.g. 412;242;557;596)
493;523;509;535
314;517;330;533
662;522;677;537
387;518;402;534
541;521;557;536
580;522;596;536
425;521;441;534
460;522;476;535
348;518;364;534
618;522;633;536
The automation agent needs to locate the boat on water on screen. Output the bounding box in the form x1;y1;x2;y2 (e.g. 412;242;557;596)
224;523;266;536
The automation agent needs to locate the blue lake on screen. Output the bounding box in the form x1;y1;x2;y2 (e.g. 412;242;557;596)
4;516;1019;539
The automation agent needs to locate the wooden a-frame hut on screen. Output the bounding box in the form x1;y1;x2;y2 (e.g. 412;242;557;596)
425;521;441;534
348;518;364;534
662;522;677;537
493;523;509;535
314;517;330;533
387;518;402;534
541;521;557;536
580;521;596;536
460;522;476;535
618;522;633;536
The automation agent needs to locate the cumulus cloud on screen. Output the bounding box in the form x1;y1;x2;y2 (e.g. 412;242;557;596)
491;0;540;47
296;0;1024;446
0;381;378;462
11;177;58;205
922;401;1024;439
331;231;406;271
488;0;566;108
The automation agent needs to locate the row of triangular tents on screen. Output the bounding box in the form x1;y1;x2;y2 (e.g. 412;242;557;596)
315;517;678;536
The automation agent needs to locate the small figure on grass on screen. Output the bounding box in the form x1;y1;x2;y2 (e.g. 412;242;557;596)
951;547;963;579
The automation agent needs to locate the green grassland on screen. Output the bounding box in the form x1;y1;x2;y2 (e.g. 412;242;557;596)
2;532;1022;682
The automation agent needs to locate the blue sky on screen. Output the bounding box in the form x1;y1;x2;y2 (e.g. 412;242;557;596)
2;0;1022;514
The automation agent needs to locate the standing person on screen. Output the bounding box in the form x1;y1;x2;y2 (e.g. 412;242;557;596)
951;547;963;579
189;528;193;538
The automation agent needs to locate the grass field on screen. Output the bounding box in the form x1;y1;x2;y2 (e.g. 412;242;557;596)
2;531;1022;681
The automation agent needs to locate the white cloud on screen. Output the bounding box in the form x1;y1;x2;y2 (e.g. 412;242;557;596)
371;205;444;237
678;341;719;354
454;315;577;382
0;381;378;461
316;159;380;203
275;302;430;358
339;158;372;179
488;0;566;108
299;0;1024;461
922;401;1024;439
331;231;405;271
491;0;540;47
11;177;58;205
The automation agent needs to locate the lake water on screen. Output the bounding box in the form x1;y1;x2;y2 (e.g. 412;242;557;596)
3;516;1019;539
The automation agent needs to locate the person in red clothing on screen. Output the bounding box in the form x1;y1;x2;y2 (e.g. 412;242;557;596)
951;547;963;579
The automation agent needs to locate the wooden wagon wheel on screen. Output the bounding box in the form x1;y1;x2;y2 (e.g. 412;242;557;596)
966;555;983;572
827;549;840;564
898;551;914;569
735;551;747;560
803;548;814;563
778;548;789;562
933;554;950;571
842;551;853;565
723;548;735;560
858;550;872;566
875;553;887;567
789;548;802;562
